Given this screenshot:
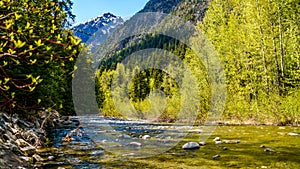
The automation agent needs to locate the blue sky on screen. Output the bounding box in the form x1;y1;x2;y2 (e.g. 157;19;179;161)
72;0;149;24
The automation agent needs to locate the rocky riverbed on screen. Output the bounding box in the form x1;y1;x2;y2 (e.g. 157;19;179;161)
1;113;300;169
0;111;79;169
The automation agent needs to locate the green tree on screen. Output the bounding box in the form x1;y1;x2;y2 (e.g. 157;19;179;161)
199;0;299;124
0;0;82;115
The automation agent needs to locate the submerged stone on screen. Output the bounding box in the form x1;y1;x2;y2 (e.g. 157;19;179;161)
223;139;240;144
264;148;275;152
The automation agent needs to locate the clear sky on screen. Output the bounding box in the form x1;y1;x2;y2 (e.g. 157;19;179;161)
72;0;150;24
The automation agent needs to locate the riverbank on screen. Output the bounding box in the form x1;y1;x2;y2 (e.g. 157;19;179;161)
0;111;79;169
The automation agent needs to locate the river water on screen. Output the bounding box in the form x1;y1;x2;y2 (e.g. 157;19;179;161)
36;116;300;169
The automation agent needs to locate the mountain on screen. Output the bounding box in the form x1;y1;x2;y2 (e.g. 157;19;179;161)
71;13;124;44
139;0;209;24
96;0;210;68
171;0;209;23
139;0;182;14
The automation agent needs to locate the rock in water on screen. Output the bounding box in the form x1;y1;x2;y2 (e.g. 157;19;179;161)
215;141;222;144
213;137;221;141
288;132;299;136
182;142;200;150
264;148;275;152
48;156;55;160
199;141;206;146
223;139;240;144
212;154;220;160
223;147;228;150
129;142;142;148
142;135;151;140
118;134;131;139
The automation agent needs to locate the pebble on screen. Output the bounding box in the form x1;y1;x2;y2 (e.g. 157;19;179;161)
223;140;240;144
264;148;275;152
129;142;142;148
118;134;131;139
223;147;228;150
19;156;31;162
213;137;221;141
122;153;136;157
188;129;203;133
32;154;43;162
215;141;222;144
48;156;55;160
288;132;299;136
16;139;30;147
20;146;36;156
199;141;206;146
142;135;151;140
212;154;220;160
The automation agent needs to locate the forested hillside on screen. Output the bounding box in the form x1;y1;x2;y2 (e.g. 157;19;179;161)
94;0;299;125
94;0;211;122
200;0;299;124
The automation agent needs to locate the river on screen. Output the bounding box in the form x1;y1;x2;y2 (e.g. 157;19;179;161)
36;116;300;169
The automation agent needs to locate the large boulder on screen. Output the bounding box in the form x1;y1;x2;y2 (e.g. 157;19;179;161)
182;142;200;150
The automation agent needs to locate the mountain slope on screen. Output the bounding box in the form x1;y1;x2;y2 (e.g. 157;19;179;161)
71;13;124;44
96;0;210;68
139;0;182;13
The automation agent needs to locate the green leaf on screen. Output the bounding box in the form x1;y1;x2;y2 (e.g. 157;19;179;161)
14;12;21;20
30;59;37;65
28;86;35;92
14;40;26;48
4;85;10;91
11;92;15;99
26;74;32;79
8;49;16;55
25;22;31;29
4;78;9;84
34;39;43;47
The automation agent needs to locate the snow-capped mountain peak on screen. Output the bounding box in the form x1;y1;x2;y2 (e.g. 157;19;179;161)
72;12;124;44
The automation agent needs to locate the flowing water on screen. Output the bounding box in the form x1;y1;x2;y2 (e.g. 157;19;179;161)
36;116;300;169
